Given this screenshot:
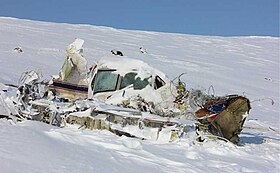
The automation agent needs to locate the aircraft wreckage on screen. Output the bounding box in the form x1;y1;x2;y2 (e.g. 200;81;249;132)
2;39;251;144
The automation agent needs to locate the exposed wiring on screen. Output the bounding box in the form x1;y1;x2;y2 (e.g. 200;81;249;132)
170;72;188;97
251;97;275;105
207;85;215;96
171;72;187;83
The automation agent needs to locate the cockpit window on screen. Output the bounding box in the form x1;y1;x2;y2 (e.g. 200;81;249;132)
120;72;150;90
92;70;119;93
154;76;165;90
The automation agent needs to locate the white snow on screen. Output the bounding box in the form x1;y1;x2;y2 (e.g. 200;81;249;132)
0;17;279;173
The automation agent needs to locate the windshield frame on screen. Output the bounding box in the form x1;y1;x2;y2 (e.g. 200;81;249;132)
92;69;120;94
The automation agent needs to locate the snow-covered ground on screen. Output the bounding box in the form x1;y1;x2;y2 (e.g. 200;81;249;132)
0;17;279;173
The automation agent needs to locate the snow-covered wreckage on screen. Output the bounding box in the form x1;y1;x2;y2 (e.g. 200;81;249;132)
4;39;251;144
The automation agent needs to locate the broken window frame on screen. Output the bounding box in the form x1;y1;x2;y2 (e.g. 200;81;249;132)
120;72;150;90
154;75;166;90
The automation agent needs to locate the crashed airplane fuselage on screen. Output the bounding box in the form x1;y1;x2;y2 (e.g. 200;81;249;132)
13;39;250;144
88;57;177;113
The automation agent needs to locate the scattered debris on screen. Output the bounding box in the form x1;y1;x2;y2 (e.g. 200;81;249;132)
140;47;147;54
195;95;251;143
111;49;123;56
14;47;23;53
51;38;88;100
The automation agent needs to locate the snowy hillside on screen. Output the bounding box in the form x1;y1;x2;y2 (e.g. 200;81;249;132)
0;17;279;173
